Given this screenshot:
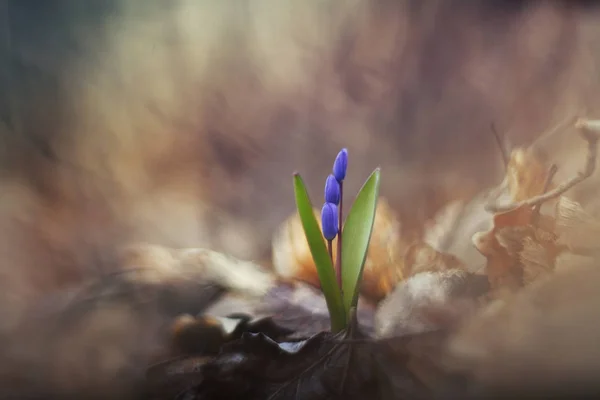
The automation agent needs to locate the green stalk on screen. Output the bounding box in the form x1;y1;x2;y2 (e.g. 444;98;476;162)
293;173;347;331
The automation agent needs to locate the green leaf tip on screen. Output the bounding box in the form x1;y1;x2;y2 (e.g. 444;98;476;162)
340;168;381;315
292;173;347;332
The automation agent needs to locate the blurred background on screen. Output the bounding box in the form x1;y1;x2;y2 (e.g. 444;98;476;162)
1;0;600;326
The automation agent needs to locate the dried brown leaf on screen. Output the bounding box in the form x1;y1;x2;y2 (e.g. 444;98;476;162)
519;235;557;284
555;196;600;254
472;118;600;293
375;269;489;339
403;241;467;278
486;118;600;214
473;202;559;293
472;206;533;292
506;147;553;203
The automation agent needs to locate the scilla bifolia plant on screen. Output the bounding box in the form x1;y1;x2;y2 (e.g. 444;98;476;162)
293;149;381;332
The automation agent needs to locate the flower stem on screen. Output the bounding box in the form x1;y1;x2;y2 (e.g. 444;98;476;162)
327;239;333;265
336;181;343;295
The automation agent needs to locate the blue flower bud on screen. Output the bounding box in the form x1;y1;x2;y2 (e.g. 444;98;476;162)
324;174;341;205
321;202;339;241
333;148;348;181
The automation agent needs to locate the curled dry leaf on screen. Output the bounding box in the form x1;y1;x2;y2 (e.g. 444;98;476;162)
506;147;554;203
422;196;493;270
272;197;406;302
485;118;600;215
474;119;600;293
403;241;467;278
554;196;600;254
472;204;558;292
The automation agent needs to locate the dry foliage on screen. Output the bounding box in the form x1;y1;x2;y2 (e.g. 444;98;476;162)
4;2;600;397
62;118;600;399
2;118;600;398
366;118;600;398
403;242;467;278
472;119;600;295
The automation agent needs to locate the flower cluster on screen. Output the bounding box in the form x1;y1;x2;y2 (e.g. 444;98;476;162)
292;144;379;332
321;149;348;241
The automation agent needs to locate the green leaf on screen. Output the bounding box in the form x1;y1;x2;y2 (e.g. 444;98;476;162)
341;168;381;315
293;173;347;332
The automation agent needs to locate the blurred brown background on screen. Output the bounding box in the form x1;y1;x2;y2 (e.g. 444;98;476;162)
0;0;599;323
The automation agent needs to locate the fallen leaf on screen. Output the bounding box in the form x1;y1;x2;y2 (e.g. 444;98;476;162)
168;329;382;400
403;242;467;278
554;196;600;254
422;198;489;269
256;281;376;338
375;269;489;339
472;205;542;292
506;147;554;202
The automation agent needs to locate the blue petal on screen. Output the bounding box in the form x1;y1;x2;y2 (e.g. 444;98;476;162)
321;202;339;240
324;174;341;205
333;148;348;181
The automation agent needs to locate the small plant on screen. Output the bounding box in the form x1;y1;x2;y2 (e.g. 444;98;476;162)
293;149;381;332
